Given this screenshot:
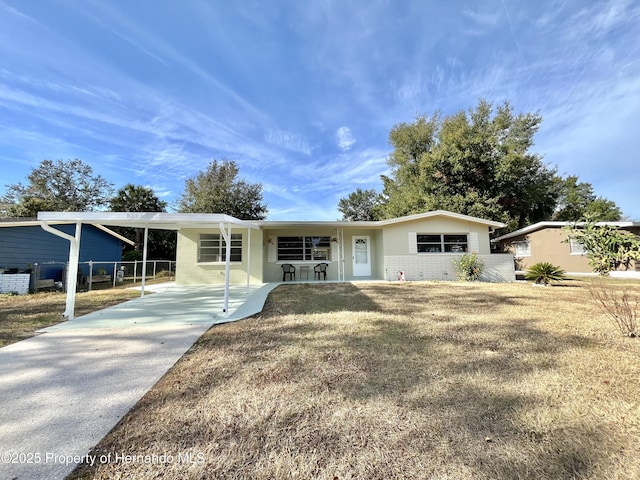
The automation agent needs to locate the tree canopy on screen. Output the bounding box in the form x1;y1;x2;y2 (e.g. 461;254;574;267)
109;184;174;259
380;100;561;231
338;99;623;231
0;159;113;217
109;184;167;213
337;188;383;221
176;159;267;219
553;176;621;222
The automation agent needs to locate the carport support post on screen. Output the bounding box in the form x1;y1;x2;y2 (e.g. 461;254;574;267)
39;221;82;320
140;227;149;297
219;222;231;316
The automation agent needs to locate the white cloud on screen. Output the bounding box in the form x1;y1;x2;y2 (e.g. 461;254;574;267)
336;126;356;151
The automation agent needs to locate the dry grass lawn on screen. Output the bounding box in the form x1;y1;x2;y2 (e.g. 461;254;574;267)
0;289;140;347
69;280;640;480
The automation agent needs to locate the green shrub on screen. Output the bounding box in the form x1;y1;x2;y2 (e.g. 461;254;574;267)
452;252;485;281
525;262;566;286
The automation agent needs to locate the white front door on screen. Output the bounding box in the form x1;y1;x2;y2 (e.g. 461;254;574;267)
352;236;371;276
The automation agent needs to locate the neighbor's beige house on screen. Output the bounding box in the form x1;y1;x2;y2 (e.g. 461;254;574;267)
493;221;640;275
176;210;516;284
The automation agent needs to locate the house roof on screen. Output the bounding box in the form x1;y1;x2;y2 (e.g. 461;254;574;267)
37;210;506;231
37;212;260;231
493;220;640;242
0;218;135;246
257;210;506;229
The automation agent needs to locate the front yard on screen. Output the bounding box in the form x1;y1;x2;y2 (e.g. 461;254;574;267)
0;289;140;347
64;279;640;479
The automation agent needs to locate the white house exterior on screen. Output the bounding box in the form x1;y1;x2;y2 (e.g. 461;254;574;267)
175;210;515;284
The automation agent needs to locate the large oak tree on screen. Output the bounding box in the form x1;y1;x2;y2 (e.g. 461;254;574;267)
380;100;561;231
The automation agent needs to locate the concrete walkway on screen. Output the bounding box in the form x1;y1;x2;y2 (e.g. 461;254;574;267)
0;283;277;480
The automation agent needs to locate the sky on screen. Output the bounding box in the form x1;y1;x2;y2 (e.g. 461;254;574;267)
0;0;638;221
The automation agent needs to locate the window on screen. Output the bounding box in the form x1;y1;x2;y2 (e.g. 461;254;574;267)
277;236;331;261
569;237;586;255
417;234;468;253
513;241;531;257
198;233;242;262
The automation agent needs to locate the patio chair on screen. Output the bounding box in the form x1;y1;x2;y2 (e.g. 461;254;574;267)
314;263;328;280
281;263;296;281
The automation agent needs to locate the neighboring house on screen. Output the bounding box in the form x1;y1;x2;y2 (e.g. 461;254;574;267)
493;221;640;276
175;210;515;284
0;220;134;287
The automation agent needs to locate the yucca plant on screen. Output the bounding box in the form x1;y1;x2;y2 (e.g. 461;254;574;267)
525;262;566;286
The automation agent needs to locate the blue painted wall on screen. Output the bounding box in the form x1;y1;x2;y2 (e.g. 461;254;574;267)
0;225;124;280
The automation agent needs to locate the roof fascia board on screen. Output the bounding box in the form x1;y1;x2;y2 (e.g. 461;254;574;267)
493;221;638;242
36;212;261;230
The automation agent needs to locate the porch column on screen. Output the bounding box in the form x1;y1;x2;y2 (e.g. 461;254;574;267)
246;227;251;293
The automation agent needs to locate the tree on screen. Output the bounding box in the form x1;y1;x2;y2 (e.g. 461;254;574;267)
565;216;640;275
0;159;113;217
109;184;174;259
177;160;267;219
554;175;621;221
337;188;383;221
379;100;562;231
109;184;167;213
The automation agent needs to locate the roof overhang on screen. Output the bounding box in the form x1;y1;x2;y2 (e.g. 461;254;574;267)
37;212;261;231
257;210;506;229
493;220;640;242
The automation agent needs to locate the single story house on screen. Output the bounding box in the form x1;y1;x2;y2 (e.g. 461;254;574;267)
37;210;515;319
493;221;640;276
0;219;134;291
175;210;515;284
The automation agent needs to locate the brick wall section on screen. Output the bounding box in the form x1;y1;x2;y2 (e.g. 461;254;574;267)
383;253;515;282
0;273;30;294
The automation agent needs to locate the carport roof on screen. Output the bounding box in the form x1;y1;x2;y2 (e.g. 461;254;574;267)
37;212;260;230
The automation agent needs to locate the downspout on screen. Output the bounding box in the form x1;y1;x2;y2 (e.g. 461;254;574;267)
40;221;82;320
219;222;231;316
140;227;149;297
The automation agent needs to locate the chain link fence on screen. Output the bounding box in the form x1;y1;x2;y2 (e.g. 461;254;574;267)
1;260;175;293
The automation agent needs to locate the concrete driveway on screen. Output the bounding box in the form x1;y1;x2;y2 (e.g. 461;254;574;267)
0;283;277;480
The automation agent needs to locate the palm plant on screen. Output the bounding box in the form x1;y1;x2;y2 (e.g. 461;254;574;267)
525;262;566;286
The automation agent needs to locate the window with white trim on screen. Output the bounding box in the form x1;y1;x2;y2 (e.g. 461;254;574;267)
198;233;242;262
513;240;531;257
277;236;331;261
416;234;468;253
569;237;586;255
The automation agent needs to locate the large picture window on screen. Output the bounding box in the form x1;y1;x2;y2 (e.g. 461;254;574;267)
198;233;242;262
417;234;468;253
277;236;331;261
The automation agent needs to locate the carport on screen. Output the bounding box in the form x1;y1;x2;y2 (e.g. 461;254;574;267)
37;211;260;320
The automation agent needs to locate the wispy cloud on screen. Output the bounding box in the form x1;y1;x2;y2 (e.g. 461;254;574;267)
264;129;311;156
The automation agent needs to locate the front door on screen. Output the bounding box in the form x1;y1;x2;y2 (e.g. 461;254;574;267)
352;236;371;276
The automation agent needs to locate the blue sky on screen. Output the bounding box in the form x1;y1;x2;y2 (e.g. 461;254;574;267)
0;0;638;221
